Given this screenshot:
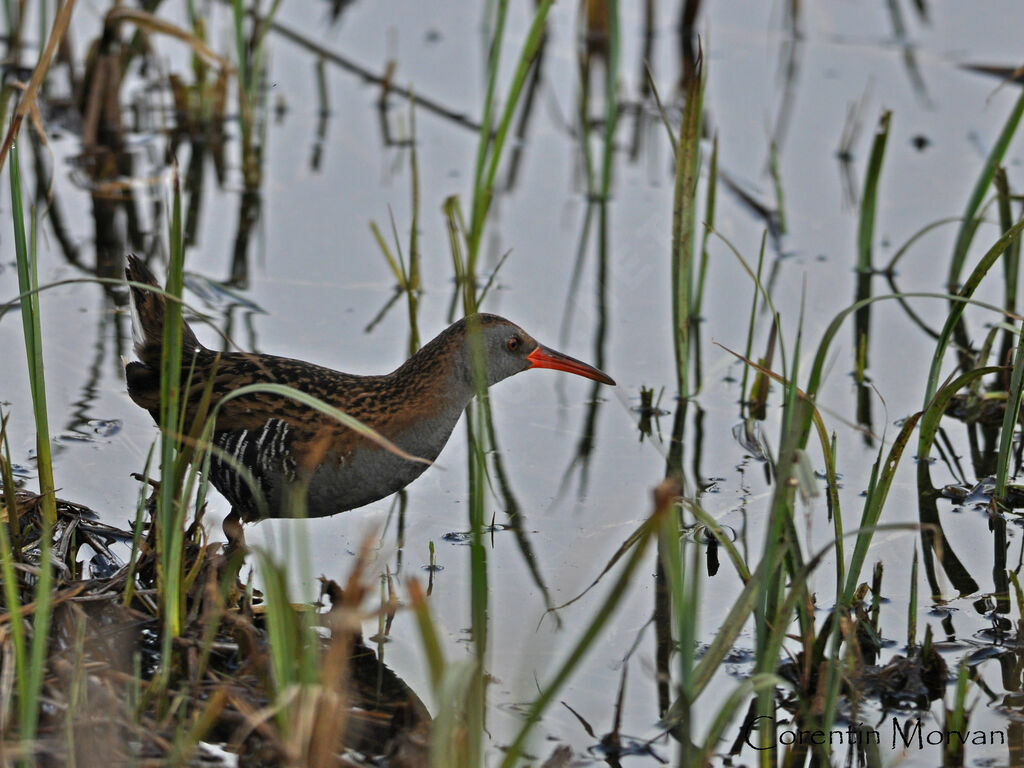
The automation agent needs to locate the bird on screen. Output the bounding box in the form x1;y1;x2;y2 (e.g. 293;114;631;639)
124;256;615;522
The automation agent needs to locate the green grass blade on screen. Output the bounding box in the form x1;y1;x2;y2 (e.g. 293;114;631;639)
841;412;921;602
921;216;1024;412
907;548;919;648
406;95;422;353
158;174;187;656
693;132;718;319
470;0;508;217
597;1;620;199
122;444;154;608
696;674;787;766
995;323;1024;501
857;110;891;273
10;140;56;750
498;481;669;768
944;662;971;766
671;50;704;398
0;413;28;744
10;143;54;527
468;0;554;265
688;550;782;697
408;578;446;693
948;88;1024;288
917;366;999;462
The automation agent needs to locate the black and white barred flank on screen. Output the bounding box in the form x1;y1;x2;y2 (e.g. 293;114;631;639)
209;419;298;518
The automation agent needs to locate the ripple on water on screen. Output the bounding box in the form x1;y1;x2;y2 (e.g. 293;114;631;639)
56;419;123;445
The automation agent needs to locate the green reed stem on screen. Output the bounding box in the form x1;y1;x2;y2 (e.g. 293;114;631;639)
122;446;154;608
907;548;918;648
408;579;446;693
657;486;698;764
10;139;55;753
467;0;553;267
0;413;28;745
406;95;422;353
945;662;971;766
739;231;767;410
857;110;891;274
499;490;663;768
440;5;557;761
841;411;922;603
157;173;187;691
920;216;1024;428
948;87;1024;289
231;0;250;134
995;320;1024;501
231;0;280;185
11;147;54;528
671;53;704;399
470;0;508;222
696;674;786;765
598;1;619;199
255;549;319;735
755;329;803;759
693;133;717;321
995;169;1020;314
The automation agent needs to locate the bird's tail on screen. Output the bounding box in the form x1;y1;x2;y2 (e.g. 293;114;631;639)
125;254;202;367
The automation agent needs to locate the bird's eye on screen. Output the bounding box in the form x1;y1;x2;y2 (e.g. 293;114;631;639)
507;336;521;352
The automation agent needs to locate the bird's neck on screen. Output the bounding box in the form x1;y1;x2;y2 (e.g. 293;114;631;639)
384;340;479;461
393;324;481;402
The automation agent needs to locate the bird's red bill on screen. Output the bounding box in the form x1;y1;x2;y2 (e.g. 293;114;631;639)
527;345;616;385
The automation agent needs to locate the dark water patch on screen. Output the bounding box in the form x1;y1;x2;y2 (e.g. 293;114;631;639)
682;522;737;544
941;477;1024;511
964;645;1015;665
10;462;33;478
586;736;665;763
975;624;1023;644
87;549;120;579
700;477;724;493
87;418;122;437
55;419;122;445
719;646;758;679
442;523;511;544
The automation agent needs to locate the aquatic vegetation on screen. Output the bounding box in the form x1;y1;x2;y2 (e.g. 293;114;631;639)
3;1;1024;766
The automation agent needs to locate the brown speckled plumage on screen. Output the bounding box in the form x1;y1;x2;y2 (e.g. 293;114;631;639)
124;256;614;520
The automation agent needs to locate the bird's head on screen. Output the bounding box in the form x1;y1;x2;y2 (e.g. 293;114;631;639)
462;314;615;388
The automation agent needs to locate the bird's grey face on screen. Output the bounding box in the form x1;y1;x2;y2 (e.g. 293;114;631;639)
464;322;536;387
464;319;616;388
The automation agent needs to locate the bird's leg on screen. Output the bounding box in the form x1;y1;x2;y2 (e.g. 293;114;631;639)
223;508;247;554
